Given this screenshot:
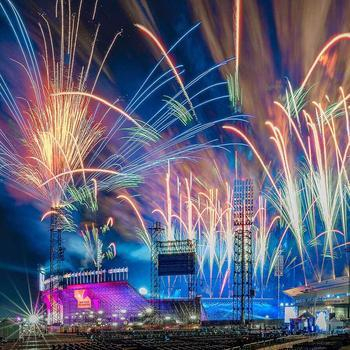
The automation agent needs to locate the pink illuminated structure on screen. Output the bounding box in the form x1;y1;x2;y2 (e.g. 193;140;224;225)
41;267;149;326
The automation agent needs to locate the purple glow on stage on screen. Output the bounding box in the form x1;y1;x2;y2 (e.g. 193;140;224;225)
42;281;149;325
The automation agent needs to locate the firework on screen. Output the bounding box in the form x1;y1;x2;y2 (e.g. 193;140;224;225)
80;219;116;271
224;73;350;284
0;1;241;228
0;1;122;210
118;163;256;298
115;25;350;293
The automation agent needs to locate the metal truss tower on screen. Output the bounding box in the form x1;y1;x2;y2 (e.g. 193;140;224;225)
233;179;254;324
49;207;65;325
150;221;197;324
274;246;284;319
150;221;164;323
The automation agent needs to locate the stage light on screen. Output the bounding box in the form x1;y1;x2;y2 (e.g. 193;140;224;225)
98;310;104;314
139;287;147;295
121;309;127;314
28;314;39;324
190;315;197;320
265;315;269;319
280;302;284;306
145;307;153;314
165;316;171;320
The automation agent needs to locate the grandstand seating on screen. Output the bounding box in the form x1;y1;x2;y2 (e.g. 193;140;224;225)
289;334;350;350
1;331;349;350
59;281;149;323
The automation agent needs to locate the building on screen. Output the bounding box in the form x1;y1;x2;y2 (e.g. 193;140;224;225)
284;276;350;331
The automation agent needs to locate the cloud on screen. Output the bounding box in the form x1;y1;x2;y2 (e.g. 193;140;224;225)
117;243;150;262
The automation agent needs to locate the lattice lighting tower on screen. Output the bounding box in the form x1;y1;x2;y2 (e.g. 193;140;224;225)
150;221;197;324
49;207;65;325
274;247;284;319
233;179;254;324
150;221;164;322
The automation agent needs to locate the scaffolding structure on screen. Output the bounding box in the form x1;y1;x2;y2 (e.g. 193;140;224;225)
49;207;65;325
275;247;284;319
150;221;164;318
150;222;197;323
233;179;254;324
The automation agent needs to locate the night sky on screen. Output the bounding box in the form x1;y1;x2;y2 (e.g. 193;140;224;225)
0;0;349;317
0;0;226;315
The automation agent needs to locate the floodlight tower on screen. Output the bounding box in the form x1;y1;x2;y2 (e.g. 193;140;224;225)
233;179;254;325
49;207;64;325
150;221;164;323
274;246;284;319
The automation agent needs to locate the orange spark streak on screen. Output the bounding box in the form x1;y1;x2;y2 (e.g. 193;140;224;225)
117;195;147;234
41;210;58;221
301;33;350;90
223;125;279;194
51;92;144;129
41;209;70;225
234;0;241;77
106;217;114;227
40;168;119;187
135;24;195;116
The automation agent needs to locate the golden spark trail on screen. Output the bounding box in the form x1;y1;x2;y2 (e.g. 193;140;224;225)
51;92;144;129
301;33;350;90
40;168;119;187
135;23;196;118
